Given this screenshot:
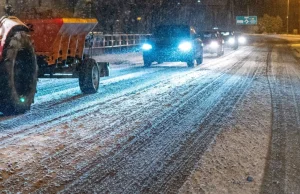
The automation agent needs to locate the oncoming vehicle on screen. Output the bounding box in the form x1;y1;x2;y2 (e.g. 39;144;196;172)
199;30;224;56
141;25;204;67
237;34;247;45
220;31;238;50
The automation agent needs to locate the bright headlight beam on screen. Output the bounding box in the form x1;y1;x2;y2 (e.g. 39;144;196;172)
178;42;192;52
142;43;152;50
210;41;219;48
228;37;235;45
238;36;246;44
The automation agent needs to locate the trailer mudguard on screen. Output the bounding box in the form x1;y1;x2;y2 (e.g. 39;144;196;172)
0;16;28;60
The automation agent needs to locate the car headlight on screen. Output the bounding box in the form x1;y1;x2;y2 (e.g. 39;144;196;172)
238;36;246;44
210;41;219;48
142;43;153;51
228;37;235;45
178;42;192;52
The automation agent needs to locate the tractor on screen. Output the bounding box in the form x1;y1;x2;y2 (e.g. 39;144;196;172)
0;15;109;115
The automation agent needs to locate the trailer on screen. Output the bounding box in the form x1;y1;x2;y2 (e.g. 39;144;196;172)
0;16;109;115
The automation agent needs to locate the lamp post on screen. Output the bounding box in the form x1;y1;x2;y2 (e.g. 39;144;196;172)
287;0;289;34
137;16;142;33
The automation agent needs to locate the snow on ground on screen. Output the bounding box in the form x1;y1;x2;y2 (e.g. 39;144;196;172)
0;46;254;193
179;51;272;193
0;34;299;193
180;34;300;194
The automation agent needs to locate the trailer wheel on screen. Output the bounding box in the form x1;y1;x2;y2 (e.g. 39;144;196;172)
217;45;224;56
0;31;37;115
79;58;100;94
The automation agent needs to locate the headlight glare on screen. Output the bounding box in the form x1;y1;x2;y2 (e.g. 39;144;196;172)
238;36;246;44
228;37;235;45
178;42;192;52
210;41;219;48
142;43;153;51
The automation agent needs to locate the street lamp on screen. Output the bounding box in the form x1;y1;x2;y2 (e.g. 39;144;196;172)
287;0;289;34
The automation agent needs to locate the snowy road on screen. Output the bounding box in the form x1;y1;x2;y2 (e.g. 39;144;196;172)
0;35;299;193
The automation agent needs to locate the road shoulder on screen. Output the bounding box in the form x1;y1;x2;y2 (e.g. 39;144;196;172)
179;59;272;194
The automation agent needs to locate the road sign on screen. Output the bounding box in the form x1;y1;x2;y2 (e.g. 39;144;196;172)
236;16;257;25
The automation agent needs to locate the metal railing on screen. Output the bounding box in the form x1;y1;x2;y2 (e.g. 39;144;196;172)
85;33;151;54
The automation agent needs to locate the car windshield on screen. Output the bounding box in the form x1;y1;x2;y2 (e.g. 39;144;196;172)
203;33;213;38
221;32;230;36
200;32;217;40
154;25;190;38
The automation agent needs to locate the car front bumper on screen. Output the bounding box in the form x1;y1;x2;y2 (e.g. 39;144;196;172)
143;48;193;62
203;45;220;53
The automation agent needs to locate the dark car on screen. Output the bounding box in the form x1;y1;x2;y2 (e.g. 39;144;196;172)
220;31;239;50
199;30;224;56
141;25;204;67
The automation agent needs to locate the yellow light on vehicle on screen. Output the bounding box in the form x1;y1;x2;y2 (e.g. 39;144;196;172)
137;17;142;21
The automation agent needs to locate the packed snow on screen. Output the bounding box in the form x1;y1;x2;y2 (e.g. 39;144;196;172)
0;35;300;193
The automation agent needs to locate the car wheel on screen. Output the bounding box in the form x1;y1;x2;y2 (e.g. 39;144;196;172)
187;58;196;67
197;50;204;65
197;56;203;65
144;58;152;67
233;44;238;50
0;31;37;115
217;45;224;56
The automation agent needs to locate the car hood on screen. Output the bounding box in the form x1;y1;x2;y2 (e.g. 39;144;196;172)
222;35;234;41
202;38;218;45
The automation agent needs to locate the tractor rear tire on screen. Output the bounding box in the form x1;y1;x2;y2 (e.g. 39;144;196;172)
0;31;37;115
79;58;100;94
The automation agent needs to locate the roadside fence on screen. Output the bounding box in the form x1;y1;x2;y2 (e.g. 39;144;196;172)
84;33;151;55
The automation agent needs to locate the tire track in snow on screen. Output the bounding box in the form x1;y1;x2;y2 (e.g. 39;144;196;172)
34;65;156;99
0;47;253;139
60;48;263;193
0;47;256;192
1;48;254;191
262;45;300;194
0;66;185;131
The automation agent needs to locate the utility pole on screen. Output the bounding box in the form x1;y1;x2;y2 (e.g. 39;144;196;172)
299;0;300;34
287;0;289;34
228;0;235;29
247;4;249;16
